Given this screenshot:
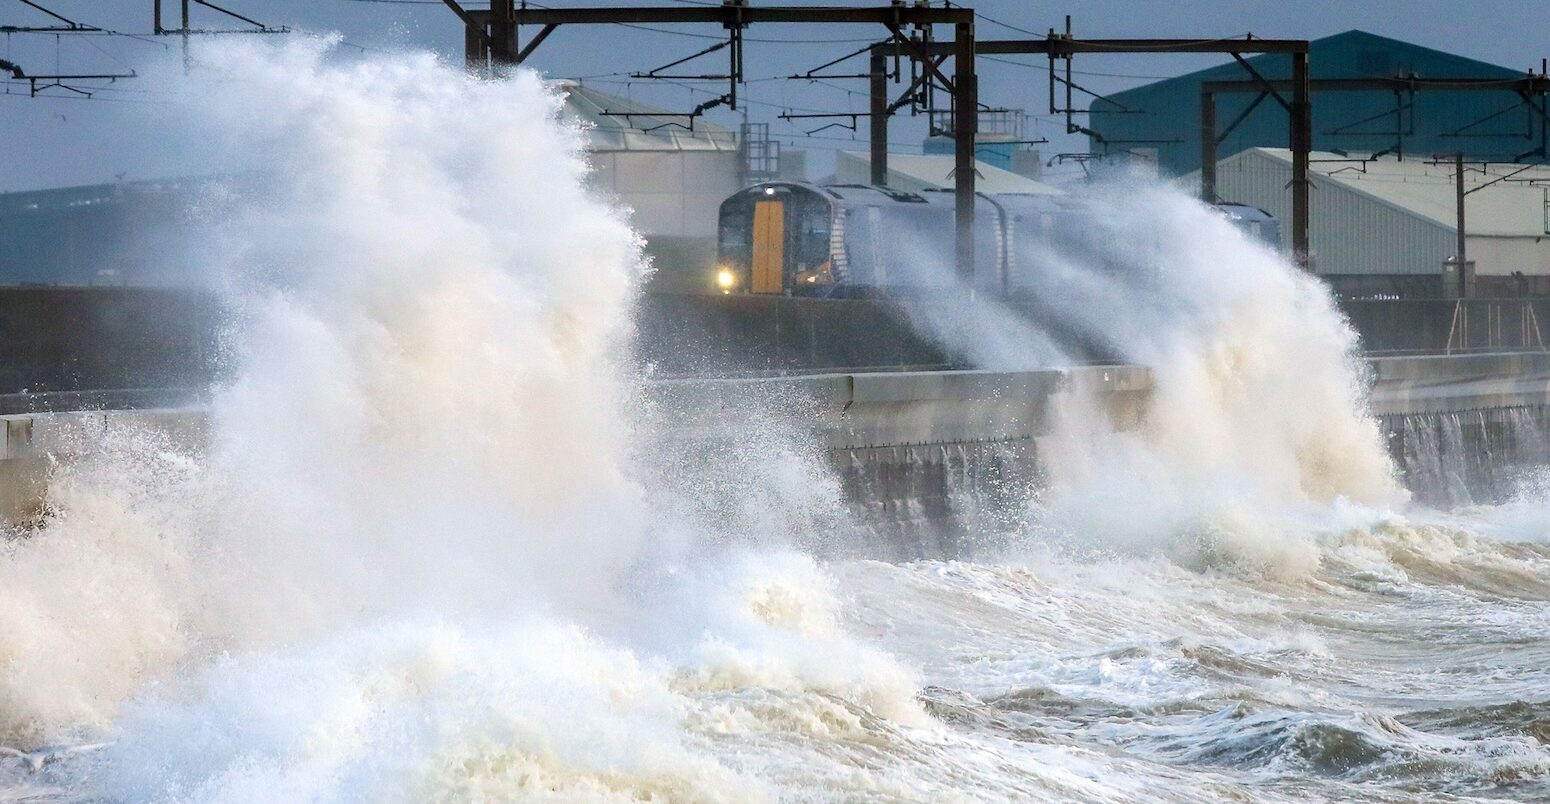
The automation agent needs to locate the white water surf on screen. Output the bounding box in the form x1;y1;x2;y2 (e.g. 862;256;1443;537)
0;38;1546;803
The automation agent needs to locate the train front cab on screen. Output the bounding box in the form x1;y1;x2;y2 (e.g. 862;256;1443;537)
716;182;836;295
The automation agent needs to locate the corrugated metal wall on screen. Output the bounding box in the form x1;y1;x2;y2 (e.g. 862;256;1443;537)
1466;237;1550;277
1215;150;1454;275
589;150;740;239
0;180;225;286
587;150;742;292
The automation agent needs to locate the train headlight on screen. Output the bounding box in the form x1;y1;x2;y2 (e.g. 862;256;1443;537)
715;267;737;292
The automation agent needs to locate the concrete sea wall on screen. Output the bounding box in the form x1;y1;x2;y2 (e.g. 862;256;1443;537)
1370;352;1550;505
4;354;1547;546
651;366;1151;553
0;367;1148;538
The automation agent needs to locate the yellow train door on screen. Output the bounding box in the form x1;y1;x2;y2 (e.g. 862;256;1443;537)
751;200;785;294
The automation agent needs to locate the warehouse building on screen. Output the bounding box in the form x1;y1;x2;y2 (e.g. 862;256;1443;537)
1209;147;1550;292
0;83;743;290
0;178;215;286
1090;31;1541;177
920;110;1045;176
833;152;1060;194
560;82;743;289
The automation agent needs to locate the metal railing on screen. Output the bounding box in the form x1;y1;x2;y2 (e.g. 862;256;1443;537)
1341;298;1550;354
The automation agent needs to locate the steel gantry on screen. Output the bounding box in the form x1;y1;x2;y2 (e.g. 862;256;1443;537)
879;31;1314;267
0;1;139;95
439;0;982;282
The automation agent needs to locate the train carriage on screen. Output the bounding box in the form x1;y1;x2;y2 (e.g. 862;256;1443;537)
715;180;1277;297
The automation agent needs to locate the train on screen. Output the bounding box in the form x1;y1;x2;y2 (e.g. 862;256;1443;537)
714;180;1280;297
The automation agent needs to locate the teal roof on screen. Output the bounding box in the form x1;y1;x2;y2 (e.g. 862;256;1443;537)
1089;31;1535;176
1101;31;1522;109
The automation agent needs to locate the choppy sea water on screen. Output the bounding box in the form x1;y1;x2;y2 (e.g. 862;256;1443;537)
838;514;1550;801
6;504;1550;802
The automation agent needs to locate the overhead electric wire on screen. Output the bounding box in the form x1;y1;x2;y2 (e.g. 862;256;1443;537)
980;53;1175;81
581;74;852;117
2;29;170;50
4;2;168;48
0;83;164;103
76;30;138;70
971;10;1041;38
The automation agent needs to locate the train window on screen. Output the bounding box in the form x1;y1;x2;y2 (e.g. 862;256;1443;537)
798;213;830;266
718;206;753;269
719;213;750;251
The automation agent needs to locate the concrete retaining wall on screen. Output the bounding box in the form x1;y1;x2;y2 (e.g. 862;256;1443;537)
0;367;1147;531
1369;353;1550;505
650;366;1152;551
0;408;208;525
0;287;219;395
1368;352;1550;415
16;288;1549;395
1;354;1546;537
654;366;1150;448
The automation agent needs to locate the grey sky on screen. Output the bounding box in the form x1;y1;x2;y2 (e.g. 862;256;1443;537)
3;0;1548;190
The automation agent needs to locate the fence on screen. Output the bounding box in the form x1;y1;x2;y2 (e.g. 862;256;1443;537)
1324;273;1550;301
1340;298;1550;354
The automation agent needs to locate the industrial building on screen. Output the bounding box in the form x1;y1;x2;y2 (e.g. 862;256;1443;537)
1209;148;1550;290
833;152;1060;195
0;83;744;290
1090;31;1540;177
0;179;210;286
558;82;744;290
920;109;1044;176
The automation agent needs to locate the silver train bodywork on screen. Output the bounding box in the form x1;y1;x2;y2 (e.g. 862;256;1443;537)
715;180;1280;296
